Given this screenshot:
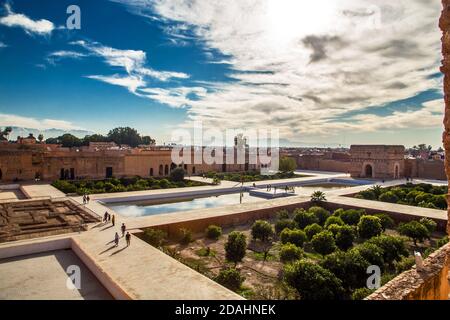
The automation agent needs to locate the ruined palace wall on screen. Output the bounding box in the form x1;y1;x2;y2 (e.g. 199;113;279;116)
297;154;350;173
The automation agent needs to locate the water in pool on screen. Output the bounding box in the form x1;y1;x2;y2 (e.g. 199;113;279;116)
108;192;263;217
107;183;352;217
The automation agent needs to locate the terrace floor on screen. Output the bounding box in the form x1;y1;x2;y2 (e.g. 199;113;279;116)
0;249;112;300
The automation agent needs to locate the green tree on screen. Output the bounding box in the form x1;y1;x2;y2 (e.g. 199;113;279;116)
373;213;395;231
367;235;408;265
351;288;374;300
320;250;370;291
398;221;430;245
205;225;222;240
170;167;185;182
215;268;245;291
37;133;44;143
279;156;297;172
107;127;143;147
335;225;356;251
304;223;323;241
279;243;303;263
251;220;274;242
280;229;307;247
56;133;83;148
225;231;247;266
419;218;437;234
351;243;385;270
308;206;330;225
293;209;319;229
311;231;337;255
275;219;297;235
284;260;344;300
82;134;109;145
378;191;399;203
324;216;344;228
338;209;363;225
357;216;383;239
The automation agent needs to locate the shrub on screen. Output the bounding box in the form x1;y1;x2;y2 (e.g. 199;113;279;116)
280;229;307;248
304;223;323;241
279;243;304;263
169;167;185;182
225;231;247;265
311;231;337;255
367;235;408;265
398;221;430;245
338;209;363;225
373;213;395;231
251;220;274;242
276;209;290;220
205;225;222;240
142;228;167;247
351;243;384;269
308;206;330;225
284;260;344;300
351;288;375;300
324;216;344;228
275;219;297;235
378;191;399;203
179;228;193;244
215;268;245;291
430;194;447;209
293;209;319;229
326;224;342;236
419;218;437;234
357;216;383;239
335;225;356;251
357;190;376;200
321;250;370;290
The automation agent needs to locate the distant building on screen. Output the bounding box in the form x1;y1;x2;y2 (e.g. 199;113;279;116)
349;145;405;179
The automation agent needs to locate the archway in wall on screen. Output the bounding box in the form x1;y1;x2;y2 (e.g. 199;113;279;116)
150;168;154;176
0;168;2;180
394;164;399;179
164;165;169;175
364;164;373;178
159;165;163;176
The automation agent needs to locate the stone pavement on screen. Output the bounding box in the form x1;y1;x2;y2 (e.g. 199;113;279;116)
0;249;112;300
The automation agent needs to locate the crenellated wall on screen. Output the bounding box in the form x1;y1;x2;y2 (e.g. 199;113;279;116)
441;0;450;235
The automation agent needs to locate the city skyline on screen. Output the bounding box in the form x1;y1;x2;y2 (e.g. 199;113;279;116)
0;0;445;147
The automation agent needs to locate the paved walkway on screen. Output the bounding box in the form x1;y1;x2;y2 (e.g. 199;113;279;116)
72;214;242;300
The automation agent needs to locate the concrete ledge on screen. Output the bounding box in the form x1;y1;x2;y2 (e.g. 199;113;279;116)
71;238;131;300
0;235;72;259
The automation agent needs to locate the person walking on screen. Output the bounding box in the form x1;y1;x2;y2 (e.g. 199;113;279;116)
103;211;108;222
86;195;90;204
111;214;115;226
82;195;86;205
114;232;119;247
125;232;131;247
121;223;126;237
107;213;111;222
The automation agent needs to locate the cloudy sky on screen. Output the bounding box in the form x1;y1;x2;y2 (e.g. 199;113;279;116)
0;0;444;147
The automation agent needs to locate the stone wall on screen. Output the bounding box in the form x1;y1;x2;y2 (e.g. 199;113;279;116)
367;243;450;300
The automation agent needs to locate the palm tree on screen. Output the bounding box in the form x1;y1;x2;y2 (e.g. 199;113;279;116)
38;134;44;143
311;191;326;203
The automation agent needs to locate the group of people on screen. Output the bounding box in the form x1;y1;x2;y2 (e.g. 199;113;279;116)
104;211;131;247
103;211;115;226
82;194;90;205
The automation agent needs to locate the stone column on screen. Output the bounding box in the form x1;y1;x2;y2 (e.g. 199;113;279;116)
440;0;450;235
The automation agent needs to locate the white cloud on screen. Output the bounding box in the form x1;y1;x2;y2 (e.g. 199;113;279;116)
48;50;87;59
113;0;443;143
0;41;7;48
0;113;83;130
85;74;146;94
0;4;54;35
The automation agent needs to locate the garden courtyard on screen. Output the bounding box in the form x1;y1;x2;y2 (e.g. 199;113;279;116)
139;204;449;300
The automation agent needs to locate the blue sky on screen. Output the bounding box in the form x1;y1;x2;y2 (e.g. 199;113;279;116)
0;0;445;147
